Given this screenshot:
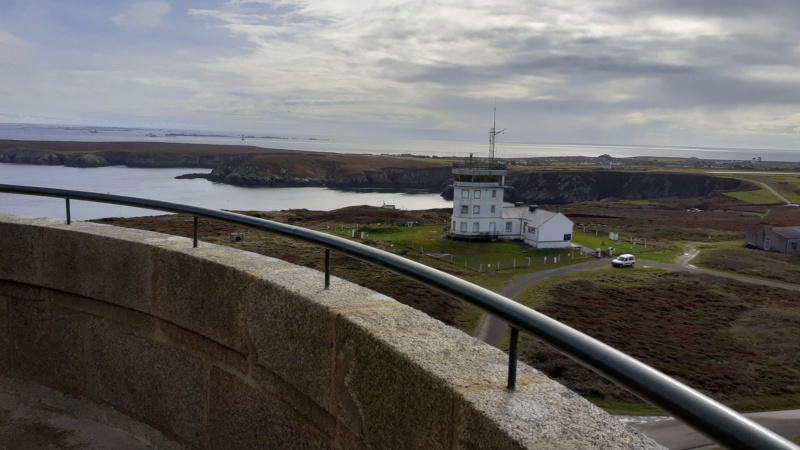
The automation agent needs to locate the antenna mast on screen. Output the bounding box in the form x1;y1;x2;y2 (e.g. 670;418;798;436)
488;106;506;160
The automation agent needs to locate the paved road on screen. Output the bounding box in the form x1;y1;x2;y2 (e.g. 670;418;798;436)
625;409;800;450
474;255;800;347
749;179;798;206
474;258;609;347
473;250;800;448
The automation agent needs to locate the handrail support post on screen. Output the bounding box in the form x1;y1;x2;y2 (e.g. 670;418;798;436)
507;327;519;390
65;198;71;225
193;216;198;248
324;249;331;290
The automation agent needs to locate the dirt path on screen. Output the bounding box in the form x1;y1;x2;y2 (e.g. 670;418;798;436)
673;243;700;266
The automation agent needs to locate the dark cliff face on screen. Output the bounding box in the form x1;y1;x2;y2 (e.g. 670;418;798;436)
506;171;742;204
327;166;453;189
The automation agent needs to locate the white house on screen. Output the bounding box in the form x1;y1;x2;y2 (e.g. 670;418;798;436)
499;204;574;249
448;156;574;249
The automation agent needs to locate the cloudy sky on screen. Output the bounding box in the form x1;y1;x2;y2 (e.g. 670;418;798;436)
2;0;800;149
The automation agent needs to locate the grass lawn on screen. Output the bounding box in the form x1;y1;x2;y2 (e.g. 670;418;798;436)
342;223;597;273
734;173;800;204
724;188;785;205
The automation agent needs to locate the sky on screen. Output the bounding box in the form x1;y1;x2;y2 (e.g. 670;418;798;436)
1;0;800;149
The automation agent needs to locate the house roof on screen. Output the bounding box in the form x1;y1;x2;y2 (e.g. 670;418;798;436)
502;206;568;227
771;226;800;239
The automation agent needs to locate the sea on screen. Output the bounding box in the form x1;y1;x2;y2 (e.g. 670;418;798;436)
1;122;798;220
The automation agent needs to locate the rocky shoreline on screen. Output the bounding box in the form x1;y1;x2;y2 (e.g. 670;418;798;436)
0;139;744;203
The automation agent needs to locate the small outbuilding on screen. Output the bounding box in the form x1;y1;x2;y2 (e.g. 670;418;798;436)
745;226;800;254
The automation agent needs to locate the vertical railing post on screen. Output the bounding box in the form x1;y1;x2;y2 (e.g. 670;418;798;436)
65;198;71;225
193;216;198;248
324;249;331;290
507;327;519;390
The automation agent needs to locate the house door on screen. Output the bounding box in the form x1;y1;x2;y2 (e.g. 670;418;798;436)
489;222;496;235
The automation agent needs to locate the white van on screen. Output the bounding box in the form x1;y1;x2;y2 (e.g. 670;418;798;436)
611;254;635;268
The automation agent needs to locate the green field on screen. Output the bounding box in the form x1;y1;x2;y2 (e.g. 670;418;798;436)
341;224;597;273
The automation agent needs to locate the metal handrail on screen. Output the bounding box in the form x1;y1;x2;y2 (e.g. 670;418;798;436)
0;183;797;450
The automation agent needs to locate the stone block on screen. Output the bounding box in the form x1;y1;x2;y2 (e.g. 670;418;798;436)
457;382;663;449
152;246;281;353
88;319;206;447
0;296;6;375
245;265;398;408
39;224;156;313
0;219;46;285
47;290;157;336
208;366;332;450
330;305;536;449
0;281;46;378
160;320;248;374
250;363;336;439
7;301;85;394
0;281;43;303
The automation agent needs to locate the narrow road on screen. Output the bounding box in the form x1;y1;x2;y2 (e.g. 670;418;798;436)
474;258;609;347
625;409;800;450
474;249;800;347
750;179;797;206
473;246;800;448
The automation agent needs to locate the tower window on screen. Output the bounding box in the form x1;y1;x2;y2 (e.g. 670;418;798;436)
473;222;479;232
460;222;467;232
461;205;468;214
474;190;481;199
473;205;480;214
490;205;496;213
492;190;497;198
462;190;469;198
505;221;513;232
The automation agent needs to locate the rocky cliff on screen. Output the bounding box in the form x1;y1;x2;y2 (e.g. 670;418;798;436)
0;141;743;201
505;171;742;204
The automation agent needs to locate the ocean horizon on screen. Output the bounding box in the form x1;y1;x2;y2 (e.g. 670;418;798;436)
2;122;799;162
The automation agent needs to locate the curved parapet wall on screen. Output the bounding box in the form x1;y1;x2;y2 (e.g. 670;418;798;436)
0;215;661;449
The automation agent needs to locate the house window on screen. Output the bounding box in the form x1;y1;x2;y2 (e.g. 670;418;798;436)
490;205;496;213
473;205;480;214
473;222;479;232
460;222;467;232
492;190;497;198
505;221;513;232
564;233;572;241
462;190;469;198
528;226;536;234
474;190;481;199
461;205;468;214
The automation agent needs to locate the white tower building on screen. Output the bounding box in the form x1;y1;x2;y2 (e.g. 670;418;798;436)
449;112;508;239
448;111;575;248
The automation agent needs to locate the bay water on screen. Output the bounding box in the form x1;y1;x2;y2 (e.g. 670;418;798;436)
0;164;450;220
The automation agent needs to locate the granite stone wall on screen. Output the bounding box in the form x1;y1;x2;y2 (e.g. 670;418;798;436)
0;215;662;449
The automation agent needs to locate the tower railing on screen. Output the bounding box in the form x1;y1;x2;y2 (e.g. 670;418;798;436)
0;183;797;450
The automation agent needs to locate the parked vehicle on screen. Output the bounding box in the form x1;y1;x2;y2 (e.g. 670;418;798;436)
611;254;635;267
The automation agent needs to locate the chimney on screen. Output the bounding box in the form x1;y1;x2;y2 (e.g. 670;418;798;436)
514;202;524;207
528;205;538;211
